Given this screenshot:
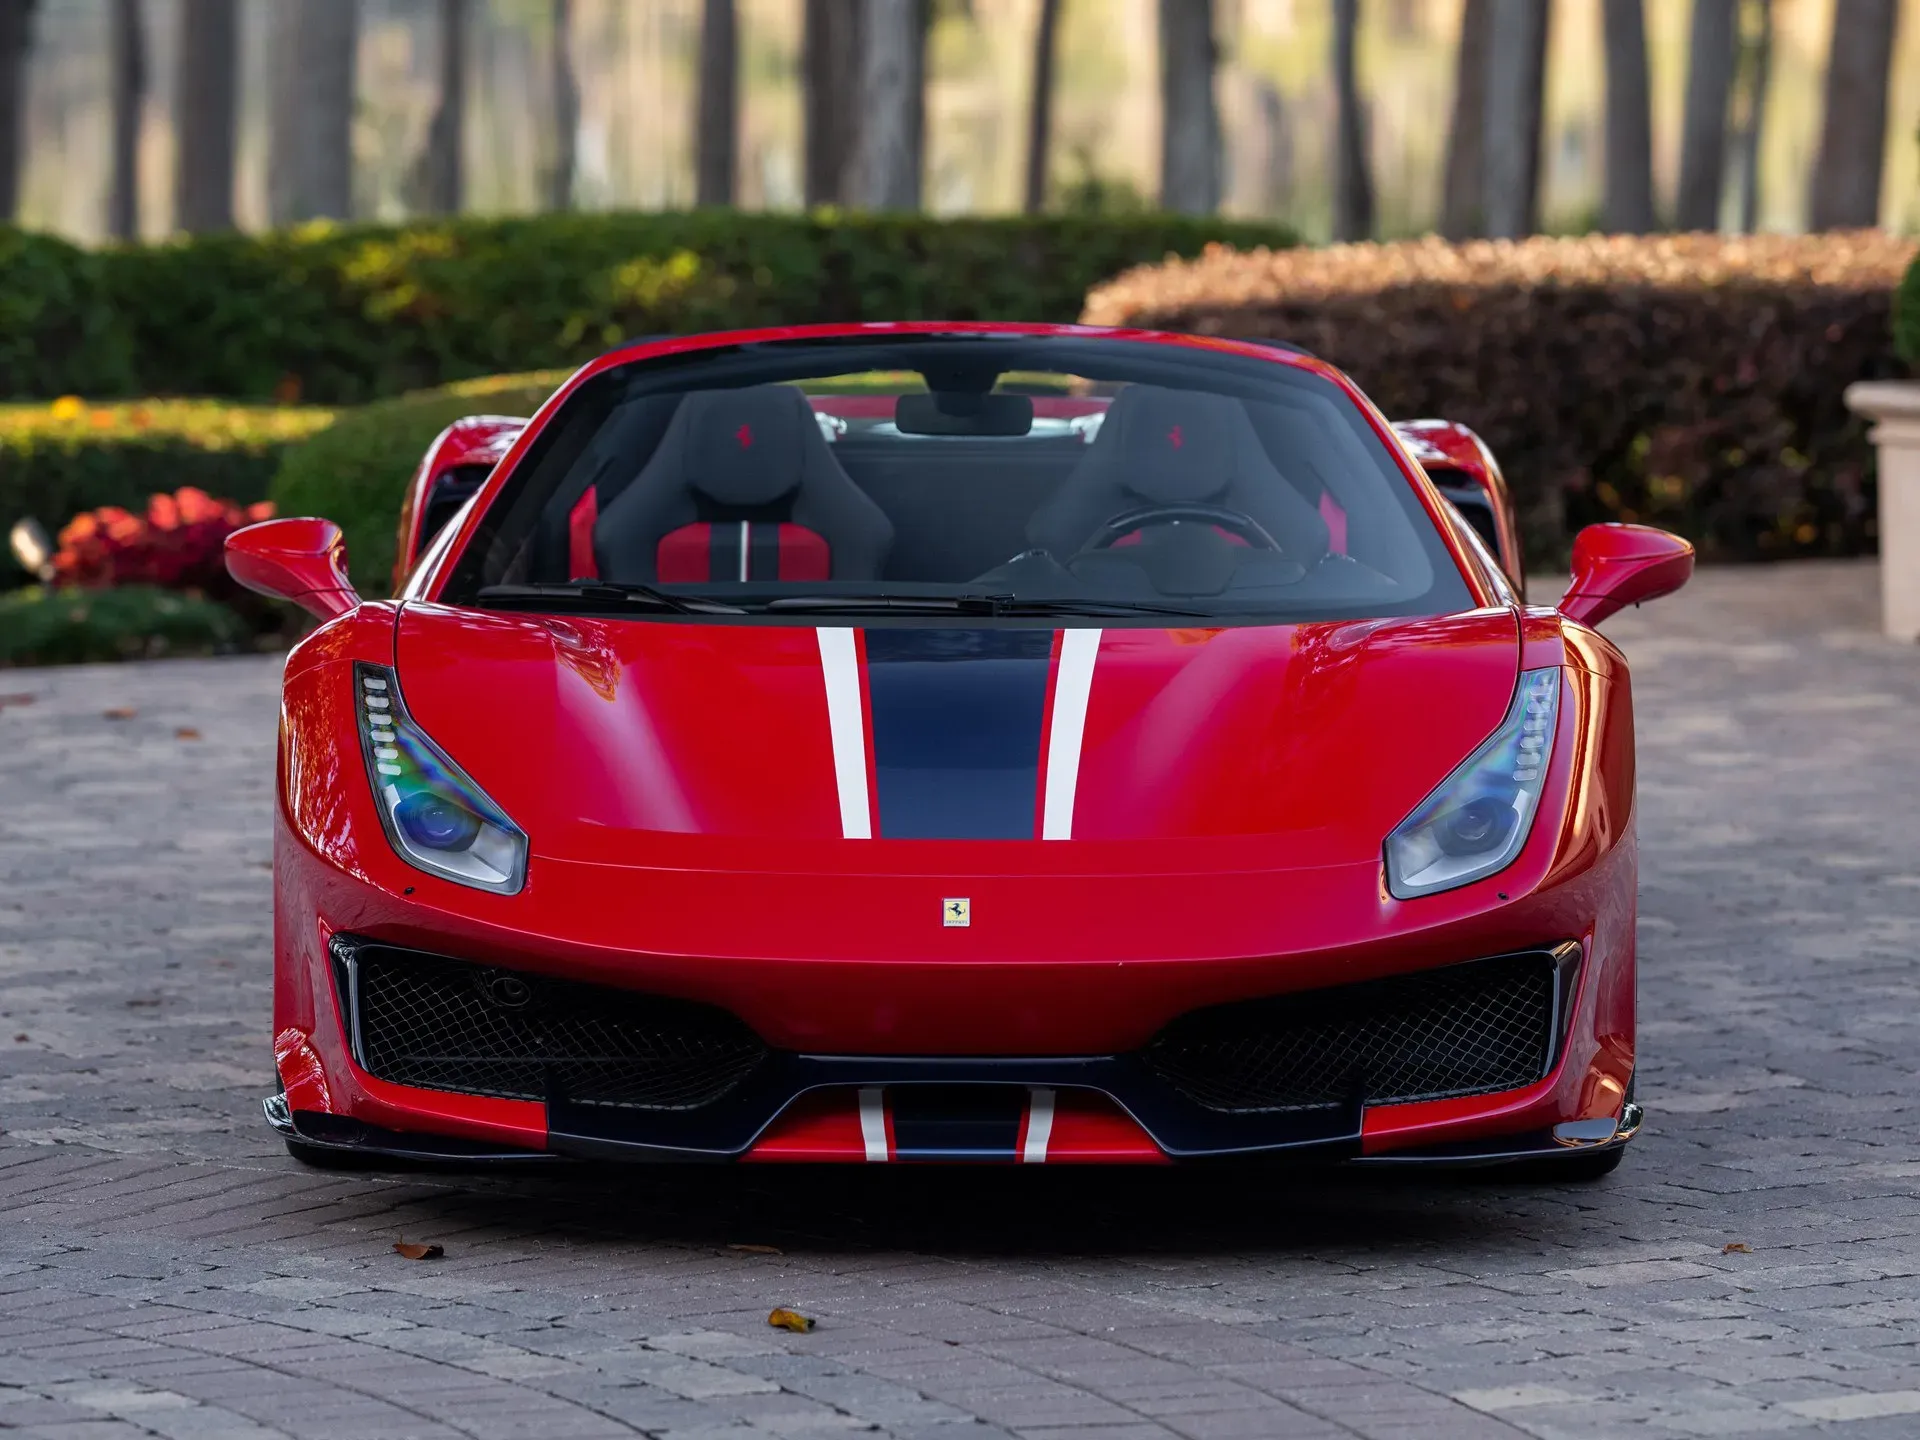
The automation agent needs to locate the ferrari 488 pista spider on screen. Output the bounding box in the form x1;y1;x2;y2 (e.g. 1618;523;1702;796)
229;323;1693;1176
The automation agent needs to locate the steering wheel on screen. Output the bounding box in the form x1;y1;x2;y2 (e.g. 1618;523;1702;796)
1076;503;1283;554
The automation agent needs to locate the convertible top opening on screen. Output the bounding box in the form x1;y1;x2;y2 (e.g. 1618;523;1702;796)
445;333;1474;625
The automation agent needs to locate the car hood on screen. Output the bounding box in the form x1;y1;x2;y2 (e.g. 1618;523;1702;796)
393;604;1521;865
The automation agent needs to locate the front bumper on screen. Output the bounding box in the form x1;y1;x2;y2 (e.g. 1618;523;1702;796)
270;926;1636;1167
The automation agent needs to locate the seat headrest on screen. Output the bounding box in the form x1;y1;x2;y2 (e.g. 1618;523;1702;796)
1102;386;1242;504
673;386;812;508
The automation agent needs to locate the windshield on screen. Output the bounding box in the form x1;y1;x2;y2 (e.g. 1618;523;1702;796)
442;335;1474;624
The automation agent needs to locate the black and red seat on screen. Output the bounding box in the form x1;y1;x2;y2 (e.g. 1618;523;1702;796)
1025;384;1329;563
587;385;892;584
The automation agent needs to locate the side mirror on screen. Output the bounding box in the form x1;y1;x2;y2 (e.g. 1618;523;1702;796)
225;517;360;621
1558;523;1694;628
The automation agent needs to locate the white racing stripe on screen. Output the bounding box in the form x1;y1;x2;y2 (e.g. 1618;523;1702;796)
817;627;872;839
1023;1088;1056;1163
1041;628;1102;840
858;1087;888;1162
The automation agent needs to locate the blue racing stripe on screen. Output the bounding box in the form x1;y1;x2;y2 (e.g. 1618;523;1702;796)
863;627;1055;840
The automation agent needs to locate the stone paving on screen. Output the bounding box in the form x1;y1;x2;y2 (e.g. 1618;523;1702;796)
0;559;1917;1439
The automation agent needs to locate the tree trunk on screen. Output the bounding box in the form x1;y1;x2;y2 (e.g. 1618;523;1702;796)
547;0;578;210
269;0;358;224
108;0;144;240
803;0;861;204
416;0;468;215
1439;0;1489;239
1676;0;1736;231
0;0;36;221
695;0;737;206
1808;0;1897;230
1330;0;1372;241
1255;79;1291;216
1601;0;1655;233
1480;0;1549;240
175;0;238;232
1734;0;1771;234
1023;0;1061;213
1158;0;1219;214
850;0;919;209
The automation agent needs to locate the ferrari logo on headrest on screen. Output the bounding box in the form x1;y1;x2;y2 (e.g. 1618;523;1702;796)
736;423;754;448
1166;425;1184;449
943;897;970;927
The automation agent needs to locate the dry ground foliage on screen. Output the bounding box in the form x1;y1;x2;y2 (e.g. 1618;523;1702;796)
1083;232;1916;563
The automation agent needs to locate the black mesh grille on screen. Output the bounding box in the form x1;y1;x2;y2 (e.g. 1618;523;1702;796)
343;947;766;1110
1144;952;1559;1113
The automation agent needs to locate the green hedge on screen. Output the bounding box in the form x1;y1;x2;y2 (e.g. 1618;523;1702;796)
0;398;334;585
270;372;563;597
0;584;250;667
1894;249;1920;367
0;212;1296;405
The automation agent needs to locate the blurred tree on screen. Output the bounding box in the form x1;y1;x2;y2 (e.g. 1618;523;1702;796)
851;0;922;209
1808;0;1897;230
413;0;469;215
1158;0;1219;214
1601;0;1655;233
1023;0;1060;214
269;0;358;223
0;0;34;222
696;0;737;206
1439;0;1488;239
1733;0;1770;233
176;0;238;232
804;0;860;204
1255;80;1292;218
1330;0;1372;241
108;0;144;240
1480;0;1548;239
1676;0;1736;231
546;0;578;211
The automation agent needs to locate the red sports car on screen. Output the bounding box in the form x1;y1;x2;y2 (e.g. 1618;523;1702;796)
228;323;1693;1175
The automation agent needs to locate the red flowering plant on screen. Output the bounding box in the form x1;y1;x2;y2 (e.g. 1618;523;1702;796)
51;487;274;598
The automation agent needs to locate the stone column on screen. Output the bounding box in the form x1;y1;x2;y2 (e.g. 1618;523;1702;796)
1845;380;1920;642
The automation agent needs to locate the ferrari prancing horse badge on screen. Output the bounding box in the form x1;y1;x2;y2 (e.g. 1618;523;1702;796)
943;897;970;927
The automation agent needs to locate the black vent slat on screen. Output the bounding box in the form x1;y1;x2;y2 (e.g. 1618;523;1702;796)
347;949;765;1110
1144;953;1557;1113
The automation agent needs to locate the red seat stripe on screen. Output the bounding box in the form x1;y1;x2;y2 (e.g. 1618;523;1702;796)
567;488;599;579
657;523;714;582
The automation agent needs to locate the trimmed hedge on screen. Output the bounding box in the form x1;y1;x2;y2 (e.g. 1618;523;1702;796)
1894;248;1920;366
1083;231;1915;562
271;372;564;597
0;398;333;585
0;212;1297;405
0;584;250;667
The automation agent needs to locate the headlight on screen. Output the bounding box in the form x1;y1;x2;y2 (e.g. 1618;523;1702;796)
353;663;527;894
1384;667;1560;900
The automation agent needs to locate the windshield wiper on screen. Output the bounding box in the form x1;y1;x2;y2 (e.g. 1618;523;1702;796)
763;592;1215;619
476;582;745;615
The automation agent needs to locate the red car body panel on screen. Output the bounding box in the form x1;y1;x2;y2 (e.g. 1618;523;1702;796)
247;322;1676;1170
391;415;526;594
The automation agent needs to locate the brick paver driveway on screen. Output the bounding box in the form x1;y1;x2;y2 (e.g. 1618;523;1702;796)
1;559;1916;1440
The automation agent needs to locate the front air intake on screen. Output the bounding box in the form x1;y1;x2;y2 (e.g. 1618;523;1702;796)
334;941;767;1110
1142;949;1569;1113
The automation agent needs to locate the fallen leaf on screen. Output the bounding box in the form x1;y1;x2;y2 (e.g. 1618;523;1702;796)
729;1243;783;1255
103;706;137;720
1722;1242;1751;1254
0;693;34;710
12;1034;26;1042
174;727;201;741
767;1307;815;1333
393;1242;444;1261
